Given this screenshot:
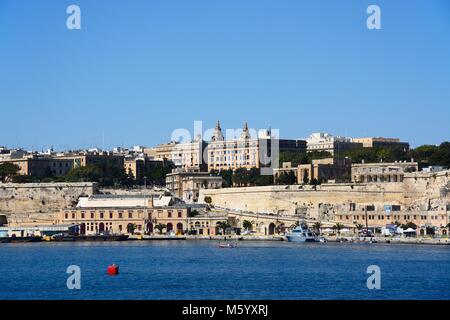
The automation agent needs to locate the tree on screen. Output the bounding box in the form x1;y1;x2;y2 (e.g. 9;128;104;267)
155;223;167;235
204;196;212;204
333;223;344;235
401;222;417;230
127;223;137;235
243;220;252;231
217;221;231;235
65;165;102;183
0;163;21;182
189;210;200;217
355;223;364;231
312;222;322;235
232;168;249;187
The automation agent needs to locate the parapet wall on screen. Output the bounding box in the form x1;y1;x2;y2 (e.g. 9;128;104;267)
0;182;98;224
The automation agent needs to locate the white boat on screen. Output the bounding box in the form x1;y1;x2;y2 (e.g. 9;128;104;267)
286;223;317;243
218;242;237;248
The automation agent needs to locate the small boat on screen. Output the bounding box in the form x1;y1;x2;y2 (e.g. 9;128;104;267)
52;234;129;242
218;243;237;248
286;223;317;243
0;236;43;243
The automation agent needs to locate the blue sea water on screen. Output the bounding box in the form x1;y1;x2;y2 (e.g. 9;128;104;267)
0;241;449;300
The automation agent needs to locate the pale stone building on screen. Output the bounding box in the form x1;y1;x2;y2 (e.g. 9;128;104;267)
306;132;362;156
352;137;409;151
145;139;207;171
60;195;190;235
273;158;351;184
55;152;125;170
124;155;165;180
297;158;351;183
207;121;306;171
0;156;73;177
165;169;223;202
351;161;418;183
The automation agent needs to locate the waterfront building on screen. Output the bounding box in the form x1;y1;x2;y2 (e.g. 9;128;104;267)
351;160;419;183
60;195;190;235
334;202;450;236
187;212;228;236
352;137;409;151
306;132;362;156
165;168;223;202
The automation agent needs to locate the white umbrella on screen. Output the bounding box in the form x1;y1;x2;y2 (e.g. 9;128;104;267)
404;228;416;233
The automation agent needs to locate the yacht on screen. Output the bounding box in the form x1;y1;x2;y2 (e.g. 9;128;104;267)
286;223;317;243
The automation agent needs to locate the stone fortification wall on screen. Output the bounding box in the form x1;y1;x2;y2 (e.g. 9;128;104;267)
199;170;450;219
0;182;97;225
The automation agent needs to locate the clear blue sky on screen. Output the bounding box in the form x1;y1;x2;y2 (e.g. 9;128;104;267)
1;0;449;150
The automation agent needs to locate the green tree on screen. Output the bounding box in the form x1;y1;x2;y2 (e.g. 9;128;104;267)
232;168;249;187
401;222;417;230
333;223;344;236
217;221;231;235
243;220;252;231
127;223;137;235
312;222;322;235
155;223;167;235
0;162;21;182
65;165;102;183
204;196;212;204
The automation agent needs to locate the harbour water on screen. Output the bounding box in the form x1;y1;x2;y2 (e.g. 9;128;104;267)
0;241;449;300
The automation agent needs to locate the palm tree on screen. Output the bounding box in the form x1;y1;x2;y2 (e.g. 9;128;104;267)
243;220;252;231
333;223;344;236
312;222;322;235
155;223;166;235
127;223;137;235
354;223;364;234
217;221;231;235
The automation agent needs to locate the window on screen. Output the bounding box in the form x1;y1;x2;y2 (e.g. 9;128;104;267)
100;212;104;219
109;212;113;219
90;212;94;219
119;212;123;219
168;211;172;218
81;212;85;219
128;211;133;219
178;211;182;218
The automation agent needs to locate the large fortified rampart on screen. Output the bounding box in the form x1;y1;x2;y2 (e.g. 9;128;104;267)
199;170;450;219
0;182;98;225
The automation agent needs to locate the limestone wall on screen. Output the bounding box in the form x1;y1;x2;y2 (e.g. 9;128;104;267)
0;182;98;225
199;170;450;219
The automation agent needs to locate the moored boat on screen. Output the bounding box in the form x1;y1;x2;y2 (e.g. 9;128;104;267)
0;236;43;243
52;234;129;242
218;242;237;248
286;223;317;243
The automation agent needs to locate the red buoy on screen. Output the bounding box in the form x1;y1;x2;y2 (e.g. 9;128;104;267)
107;264;119;275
